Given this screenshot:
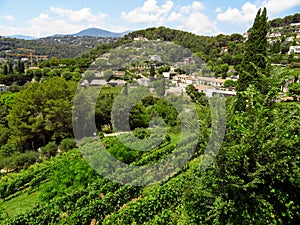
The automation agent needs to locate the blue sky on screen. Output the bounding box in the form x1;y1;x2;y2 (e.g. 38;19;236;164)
0;0;299;37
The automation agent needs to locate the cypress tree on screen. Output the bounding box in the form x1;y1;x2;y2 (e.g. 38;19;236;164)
2;64;8;75
236;8;269;111
8;62;14;74
149;64;155;81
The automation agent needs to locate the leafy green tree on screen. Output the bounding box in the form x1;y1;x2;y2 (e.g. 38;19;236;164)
49;57;59;67
71;71;82;82
0;125;10;147
151;78;165;96
272;39;281;53
33;68;42;81
8;77;76;151
104;69;113;81
62;71;72;81
186;84;207;105
185;87;300;224
221;63;229;79
84;70;95;82
288;82;300;101
158;65;170;74
223;80;237;89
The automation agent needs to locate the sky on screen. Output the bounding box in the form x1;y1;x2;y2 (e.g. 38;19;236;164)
0;0;299;38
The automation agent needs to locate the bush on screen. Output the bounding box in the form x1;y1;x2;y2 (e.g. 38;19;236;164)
41;142;57;159
133;128;151;139
59;138;76;152
0;151;38;170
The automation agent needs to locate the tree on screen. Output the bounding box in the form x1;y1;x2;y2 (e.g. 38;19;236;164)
2;64;8;75
84;70;95;82
223;80;237;89
272;40;281;53
17;61;25;74
185;88;300;224
151;78;165;96
8;77;76;151
8;62;14;74
288;82;300;101
104;69;113;81
149;65;155;81
41;142;57;159
221;63;229;79
236;8;270;111
186;84;207;105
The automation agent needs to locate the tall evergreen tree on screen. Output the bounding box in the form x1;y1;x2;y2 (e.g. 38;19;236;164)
149;64;155;81
8;62;14;75
236;8;269;111
2;64;8;75
17;60;25;74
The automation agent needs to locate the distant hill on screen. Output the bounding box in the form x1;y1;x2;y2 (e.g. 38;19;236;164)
71;28;130;37
5;35;36;40
269;13;300;27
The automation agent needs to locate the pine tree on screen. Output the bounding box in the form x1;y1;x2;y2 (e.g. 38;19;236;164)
236;8;269;111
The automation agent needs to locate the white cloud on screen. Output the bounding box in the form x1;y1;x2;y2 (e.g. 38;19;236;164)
26;7;109;37
28;13;83;37
49;7;107;23
121;0;174;24
121;0;218;35
214;7;222;13
217;0;300;26
167;12;183;22
180;1;204;14
263;0;300;14
0;7;120;37
217;2;258;24
2;15;14;21
182;12;219;35
192;1;205;11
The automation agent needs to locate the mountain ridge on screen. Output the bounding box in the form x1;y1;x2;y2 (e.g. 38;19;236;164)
5;35;37;40
6;28;131;40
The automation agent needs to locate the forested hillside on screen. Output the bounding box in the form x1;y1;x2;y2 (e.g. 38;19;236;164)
0;9;299;224
0;36;119;59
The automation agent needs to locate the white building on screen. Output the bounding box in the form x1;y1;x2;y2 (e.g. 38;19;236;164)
288;46;300;54
197;77;226;87
108;79;127;86
163;72;170;78
90;79;107;86
0;84;8;92
205;89;236;98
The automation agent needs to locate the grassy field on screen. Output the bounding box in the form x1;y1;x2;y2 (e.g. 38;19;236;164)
1;191;39;218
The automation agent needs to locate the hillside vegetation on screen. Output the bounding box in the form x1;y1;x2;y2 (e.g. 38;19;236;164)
0;9;299;224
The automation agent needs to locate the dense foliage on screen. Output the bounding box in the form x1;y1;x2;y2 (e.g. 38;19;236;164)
0;8;299;225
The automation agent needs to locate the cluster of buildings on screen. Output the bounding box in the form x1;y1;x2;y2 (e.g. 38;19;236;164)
163;71;237;97
82;61;237;98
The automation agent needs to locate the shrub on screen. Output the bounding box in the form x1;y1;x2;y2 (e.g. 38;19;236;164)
0;151;38;170
41;142;57;159
59;138;76;152
133;128;151;139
